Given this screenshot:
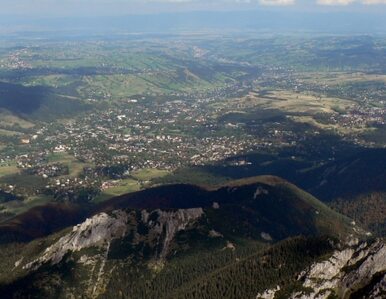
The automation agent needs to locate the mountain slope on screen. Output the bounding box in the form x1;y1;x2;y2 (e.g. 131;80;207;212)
99;175;357;240
0;175;358;244
0;203;88;244
300;148;386;202
298;148;386;235
0;81;91;121
0;176;363;299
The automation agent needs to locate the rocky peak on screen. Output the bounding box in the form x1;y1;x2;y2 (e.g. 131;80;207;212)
257;239;386;299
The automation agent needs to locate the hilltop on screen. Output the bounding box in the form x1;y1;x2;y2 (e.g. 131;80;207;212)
0;176;364;298
0;176;358;244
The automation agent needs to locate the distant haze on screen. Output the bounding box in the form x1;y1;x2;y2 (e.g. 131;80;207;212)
0;11;385;36
0;0;385;35
1;0;386;16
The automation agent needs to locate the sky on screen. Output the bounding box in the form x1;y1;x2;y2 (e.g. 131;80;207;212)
0;0;385;35
0;0;385;17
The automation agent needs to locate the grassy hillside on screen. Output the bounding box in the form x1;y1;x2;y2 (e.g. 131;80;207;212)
0;81;91;121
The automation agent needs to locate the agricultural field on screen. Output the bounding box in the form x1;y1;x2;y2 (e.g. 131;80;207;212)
94;169;169;202
0;194;52;222
0;162;19;178
299;72;386;86
216;90;354;116
47;152;91;178
130;168;170;182
0;110;35;129
94;178;141;203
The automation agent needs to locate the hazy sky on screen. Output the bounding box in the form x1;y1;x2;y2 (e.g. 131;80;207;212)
1;0;385;16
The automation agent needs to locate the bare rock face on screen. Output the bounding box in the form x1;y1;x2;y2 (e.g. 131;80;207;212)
24;208;204;271
25;210;129;270
261;232;273;241
366;275;386;299
256;286;280;299
253;187;269;199
141;208;204;259
256;239;386;299
339;241;386;298
19;207;204;299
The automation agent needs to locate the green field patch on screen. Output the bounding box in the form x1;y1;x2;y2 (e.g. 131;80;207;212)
0;162;20;178
94;178;141;203
47;152;90;177
24;74;77;88
78;74;165;99
0;195;52;221
154;167;229;187
0;110;35;129
130;168;170;181
0;173;47;189
0;128;23;136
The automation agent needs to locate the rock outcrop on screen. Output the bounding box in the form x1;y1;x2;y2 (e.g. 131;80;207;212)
257;239;386;299
141;208;204;259
24;208;204;270
24;210;129;270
